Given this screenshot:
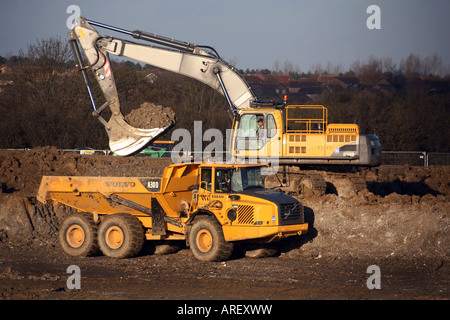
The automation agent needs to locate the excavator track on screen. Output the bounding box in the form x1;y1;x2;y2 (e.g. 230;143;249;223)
266;167;369;197
296;172;328;196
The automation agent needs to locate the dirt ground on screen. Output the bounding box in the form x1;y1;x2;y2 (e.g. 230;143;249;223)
0;147;448;300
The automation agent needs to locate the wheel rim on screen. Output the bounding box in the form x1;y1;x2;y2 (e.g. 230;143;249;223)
66;225;85;248
105;226;124;249
196;229;213;253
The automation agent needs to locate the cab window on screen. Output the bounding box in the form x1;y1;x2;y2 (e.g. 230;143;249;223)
236;114;264;150
267;114;277;138
200;167;212;191
215;169;233;193
237;114;263;137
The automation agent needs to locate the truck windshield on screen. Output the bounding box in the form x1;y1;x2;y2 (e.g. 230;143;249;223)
214;167;265;193
231;167;264;192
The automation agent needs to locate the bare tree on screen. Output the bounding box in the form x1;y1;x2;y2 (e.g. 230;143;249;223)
382;56;395;73
272;59;281;74
424;54;443;76
283;59;294;74
400;53;422;79
21;36;72;72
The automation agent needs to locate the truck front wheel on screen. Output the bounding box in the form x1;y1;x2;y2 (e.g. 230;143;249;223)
98;213;145;258
59;213;99;257
188;217;233;261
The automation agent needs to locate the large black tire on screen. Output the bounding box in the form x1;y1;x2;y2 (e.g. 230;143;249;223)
188;216;233;262
59;212;99;257
98;213;145;259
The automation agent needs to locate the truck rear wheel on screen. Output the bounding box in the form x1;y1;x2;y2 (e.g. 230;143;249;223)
59;213;99;257
98;213;145;258
188;217;233;262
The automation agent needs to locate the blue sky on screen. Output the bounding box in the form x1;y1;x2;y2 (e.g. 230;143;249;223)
1;0;449;73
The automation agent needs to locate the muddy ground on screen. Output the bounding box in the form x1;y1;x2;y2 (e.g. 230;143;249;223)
0;147;448;300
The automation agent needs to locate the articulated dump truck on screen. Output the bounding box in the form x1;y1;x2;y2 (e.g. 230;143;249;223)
37;163;308;261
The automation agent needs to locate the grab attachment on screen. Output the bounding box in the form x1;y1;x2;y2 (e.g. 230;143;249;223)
69;17;170;156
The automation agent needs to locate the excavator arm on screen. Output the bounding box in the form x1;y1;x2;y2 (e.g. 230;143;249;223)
69;17;256;156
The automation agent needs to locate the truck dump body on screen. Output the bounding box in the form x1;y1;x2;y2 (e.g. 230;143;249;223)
37;163;308;261
37;163;199;237
38;175;165;213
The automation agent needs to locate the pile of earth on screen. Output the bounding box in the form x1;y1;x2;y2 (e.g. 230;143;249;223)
0;147;448;261
291;165;449;259
0;147;171;197
125;102;175;129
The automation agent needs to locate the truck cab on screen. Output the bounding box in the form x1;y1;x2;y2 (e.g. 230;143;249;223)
192;163;308;244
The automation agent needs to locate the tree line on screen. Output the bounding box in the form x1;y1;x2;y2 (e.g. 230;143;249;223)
0;37;448;153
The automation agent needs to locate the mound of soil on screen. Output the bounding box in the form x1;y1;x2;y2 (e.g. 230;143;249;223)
125;102;175;129
0;147;171;197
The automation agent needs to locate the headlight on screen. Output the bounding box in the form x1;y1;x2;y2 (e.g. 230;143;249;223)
227;208;237;222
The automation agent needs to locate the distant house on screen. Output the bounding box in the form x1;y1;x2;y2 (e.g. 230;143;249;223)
275;83;288;95
244;74;265;85
0;65;10;74
323;83;346;93
269;74;292;85
317;74;339;83
293;93;312;104
403;77;450;94
376;79;390;86
0;65;13;93
319;76;360;91
418;77;450;94
337;76;360;90
288;85;325;103
247;74;293;97
372;79;391;92
327;78;348;90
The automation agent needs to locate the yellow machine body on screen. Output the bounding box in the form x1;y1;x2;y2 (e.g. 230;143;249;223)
231;105;381;166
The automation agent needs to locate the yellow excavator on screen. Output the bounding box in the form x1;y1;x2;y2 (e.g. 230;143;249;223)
69;17;381;193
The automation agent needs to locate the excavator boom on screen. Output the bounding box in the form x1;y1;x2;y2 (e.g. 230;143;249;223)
69;17;256;155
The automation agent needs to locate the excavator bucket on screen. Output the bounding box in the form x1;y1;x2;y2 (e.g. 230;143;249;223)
69;17;170;156
106;115;167;156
